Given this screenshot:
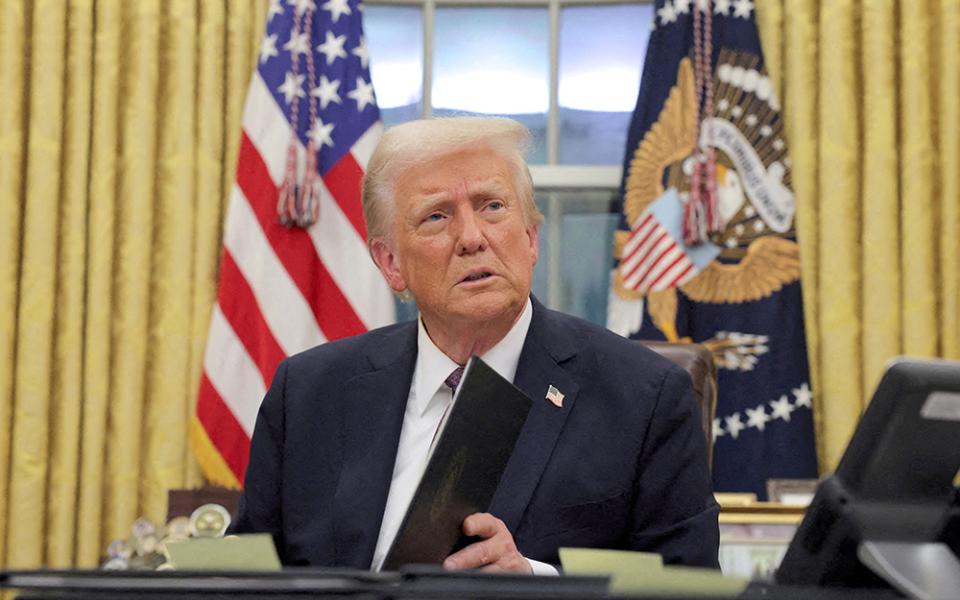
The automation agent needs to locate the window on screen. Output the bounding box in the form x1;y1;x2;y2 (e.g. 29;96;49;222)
364;0;655;325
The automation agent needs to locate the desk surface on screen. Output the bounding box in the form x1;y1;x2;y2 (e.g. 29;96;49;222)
1;569;903;600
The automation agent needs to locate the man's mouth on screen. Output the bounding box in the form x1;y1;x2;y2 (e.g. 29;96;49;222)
461;271;493;283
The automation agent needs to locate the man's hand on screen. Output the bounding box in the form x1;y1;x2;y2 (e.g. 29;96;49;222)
442;513;532;573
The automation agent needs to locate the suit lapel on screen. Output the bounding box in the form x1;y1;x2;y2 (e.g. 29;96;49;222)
330;323;417;568
489;298;579;532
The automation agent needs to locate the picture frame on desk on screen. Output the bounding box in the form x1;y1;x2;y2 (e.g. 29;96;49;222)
766;478;819;506
715;493;807;582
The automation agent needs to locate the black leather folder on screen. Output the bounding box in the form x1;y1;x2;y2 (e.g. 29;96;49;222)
382;356;532;571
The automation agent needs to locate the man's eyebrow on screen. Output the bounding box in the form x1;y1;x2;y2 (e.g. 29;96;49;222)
466;178;510;198
407;192;453;218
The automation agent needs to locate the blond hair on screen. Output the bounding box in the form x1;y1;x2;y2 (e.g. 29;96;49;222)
361;117;543;245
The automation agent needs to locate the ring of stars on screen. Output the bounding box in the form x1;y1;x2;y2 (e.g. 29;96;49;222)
713;383;813;442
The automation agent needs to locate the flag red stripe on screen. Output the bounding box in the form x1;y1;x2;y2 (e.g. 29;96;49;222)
634;239;677;289
235;133;367;340
646;252;689;290
322;152;368;241
196;374;251;484
669;262;695;287
623;230;668;282
217;249;287;385
623;214;656;260
622;223;659;273
626;213;654;245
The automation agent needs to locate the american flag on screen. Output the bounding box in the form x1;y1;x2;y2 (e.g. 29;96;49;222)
192;0;395;488
619;189;719;295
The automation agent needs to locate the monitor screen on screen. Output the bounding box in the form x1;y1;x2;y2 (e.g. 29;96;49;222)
776;358;960;588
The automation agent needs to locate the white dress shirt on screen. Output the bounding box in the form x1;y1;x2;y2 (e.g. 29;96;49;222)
370;299;555;574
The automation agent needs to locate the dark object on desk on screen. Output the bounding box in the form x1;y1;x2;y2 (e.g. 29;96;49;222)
940;487;960;556
381;356;532;571
776;358;960;597
167;487;240;522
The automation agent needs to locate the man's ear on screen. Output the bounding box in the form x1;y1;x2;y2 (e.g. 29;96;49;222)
526;225;539;266
370;237;407;293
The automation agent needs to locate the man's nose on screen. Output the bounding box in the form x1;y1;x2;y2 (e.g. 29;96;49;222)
455;209;486;255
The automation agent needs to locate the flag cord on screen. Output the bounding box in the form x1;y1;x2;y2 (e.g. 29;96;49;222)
277;7;321;228
277;10;304;227
300;6;322;228
685;0;719;246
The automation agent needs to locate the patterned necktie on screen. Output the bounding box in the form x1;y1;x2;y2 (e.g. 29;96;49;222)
431;366;465;452
444;365;465;392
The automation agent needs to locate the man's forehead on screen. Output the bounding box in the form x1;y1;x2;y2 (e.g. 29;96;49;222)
413;175;512;198
397;147;516;196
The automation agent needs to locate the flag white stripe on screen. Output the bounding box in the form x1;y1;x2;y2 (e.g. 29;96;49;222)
673;260;699;287
203;305;266;436
636;246;685;291
243;74;302;185
308;185;395;330
622;219;665;276
622;214;655;258
635;245;683;291
649;255;694;292
223;187;327;355
624;233;676;289
351;121;383;169
621;218;656;267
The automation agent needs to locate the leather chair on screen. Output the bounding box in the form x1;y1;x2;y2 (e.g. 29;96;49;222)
639;341;717;467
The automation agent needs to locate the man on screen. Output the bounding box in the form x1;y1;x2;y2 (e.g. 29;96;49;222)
232;117;720;573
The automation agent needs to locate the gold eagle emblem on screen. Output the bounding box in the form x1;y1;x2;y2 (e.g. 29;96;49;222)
614;51;801;338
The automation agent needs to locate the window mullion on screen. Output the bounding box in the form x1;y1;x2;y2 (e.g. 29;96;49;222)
547;0;559;165
422;0;435;118
546;192;563;309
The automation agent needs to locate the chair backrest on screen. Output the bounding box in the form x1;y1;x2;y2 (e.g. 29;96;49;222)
638;341;717;467
168;487;241;522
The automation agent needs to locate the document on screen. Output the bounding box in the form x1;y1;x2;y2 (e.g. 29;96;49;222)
165;533;281;571
382;356;532;570
561;547;747;597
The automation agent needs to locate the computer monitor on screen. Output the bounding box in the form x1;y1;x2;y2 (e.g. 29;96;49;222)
776;358;960;590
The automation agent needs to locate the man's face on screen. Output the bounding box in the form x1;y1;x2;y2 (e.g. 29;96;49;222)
371;145;539;332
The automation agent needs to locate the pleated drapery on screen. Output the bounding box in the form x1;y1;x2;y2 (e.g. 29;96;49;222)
0;0;959;571
757;0;960;472
0;1;265;569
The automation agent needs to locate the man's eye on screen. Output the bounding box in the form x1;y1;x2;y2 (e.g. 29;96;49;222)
424;212;445;222
486;200;504;211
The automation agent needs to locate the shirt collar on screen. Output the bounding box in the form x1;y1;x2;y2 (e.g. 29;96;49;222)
479;297;532;385
412;318;461;417
412;297;534;417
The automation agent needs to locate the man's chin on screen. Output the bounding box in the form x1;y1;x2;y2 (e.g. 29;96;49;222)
450;293;525;326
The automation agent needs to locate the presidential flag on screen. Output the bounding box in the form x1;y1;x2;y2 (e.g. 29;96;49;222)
608;0;817;497
192;0;395;488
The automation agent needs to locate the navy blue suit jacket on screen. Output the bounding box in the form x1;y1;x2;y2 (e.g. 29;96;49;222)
232;297;720;568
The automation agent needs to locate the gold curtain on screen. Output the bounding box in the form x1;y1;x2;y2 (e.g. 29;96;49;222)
757;0;960;472
2;0;959;573
0;1;265;569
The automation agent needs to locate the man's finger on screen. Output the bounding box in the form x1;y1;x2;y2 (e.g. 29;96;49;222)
443;536;498;570
461;513;501;538
443;513;531;574
480;563;506;573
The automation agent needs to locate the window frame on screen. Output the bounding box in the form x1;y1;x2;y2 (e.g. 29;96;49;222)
366;0;655;314
366;0;650;177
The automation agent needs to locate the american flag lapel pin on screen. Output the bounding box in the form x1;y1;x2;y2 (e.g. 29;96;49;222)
545;385;564;408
